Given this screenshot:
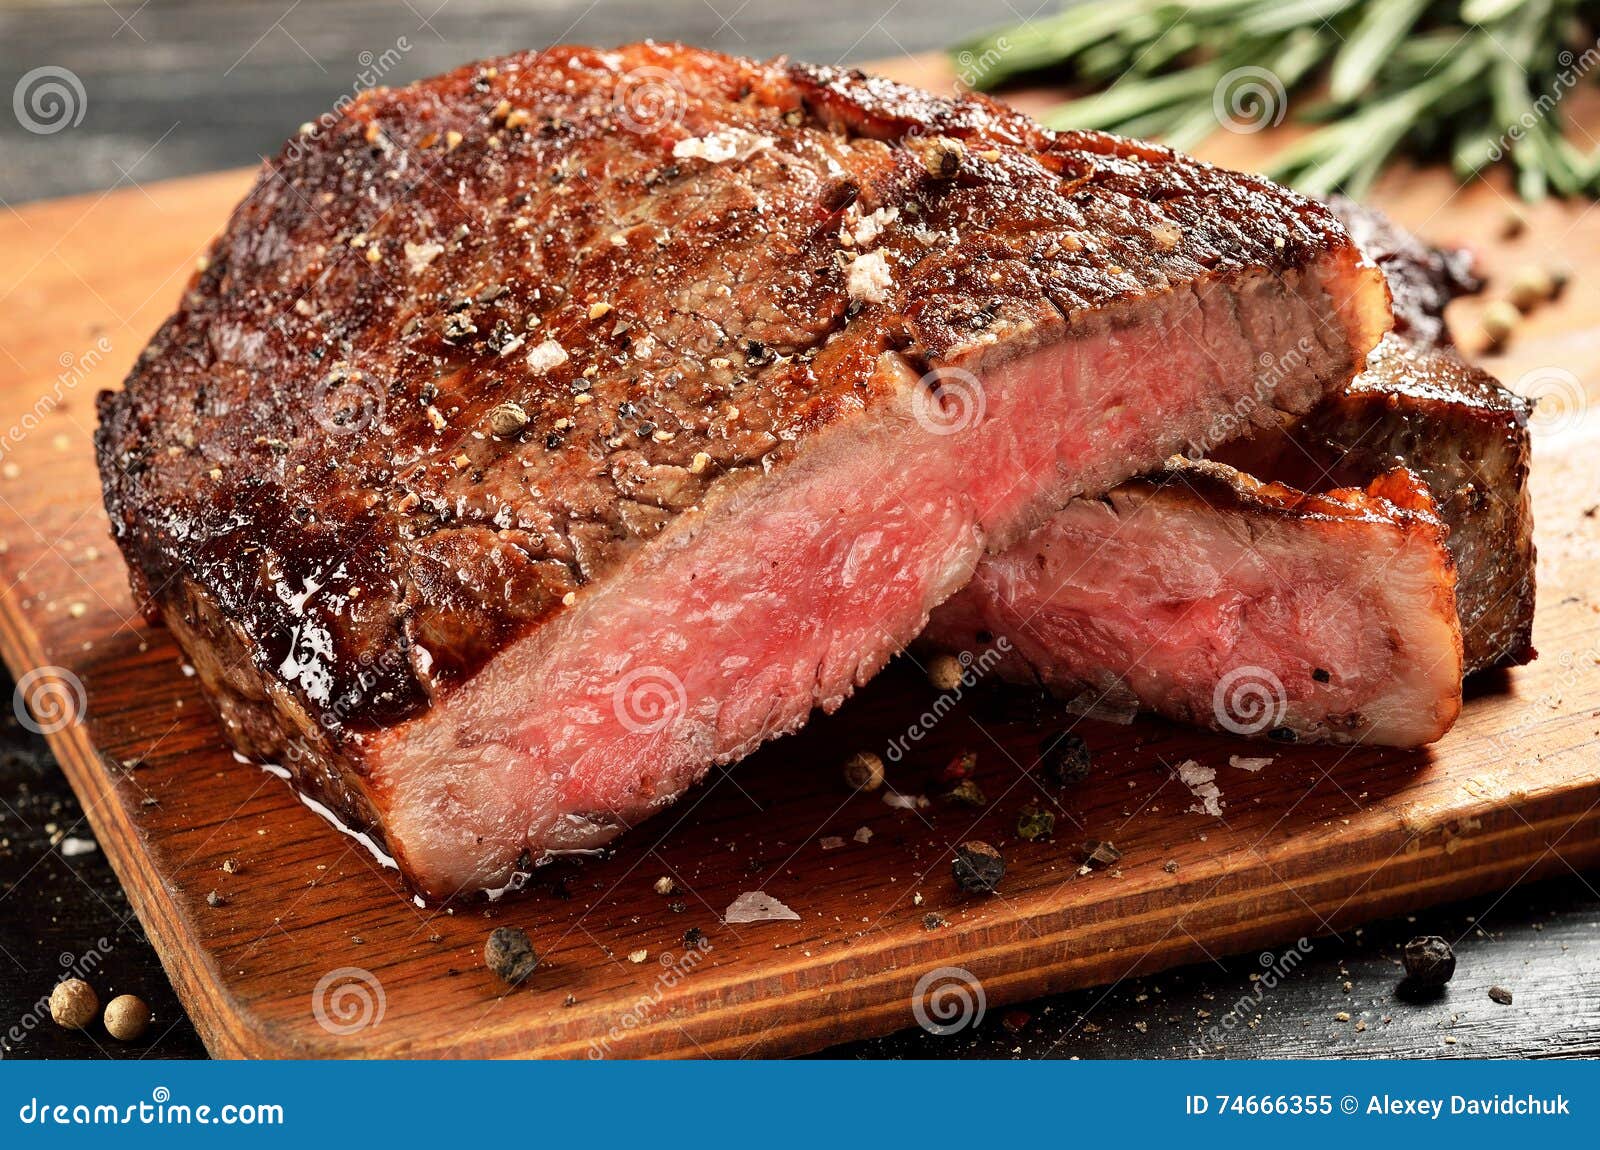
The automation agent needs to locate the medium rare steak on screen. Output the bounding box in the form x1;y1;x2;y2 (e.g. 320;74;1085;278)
1212;206;1533;674
923;207;1529;746
1223;338;1534;674
1324;196;1480;350
924;463;1463;747
95;43;1388;898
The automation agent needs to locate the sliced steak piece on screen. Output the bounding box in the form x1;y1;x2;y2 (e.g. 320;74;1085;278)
1218;337;1535;673
1211;204;1530;672
1324;196;1480;350
924;463;1463;747
95;42;1389;898
926;208;1526;741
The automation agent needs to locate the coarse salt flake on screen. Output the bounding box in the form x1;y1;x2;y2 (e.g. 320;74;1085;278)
850;206;899;247
403;241;444;274
724;890;800;924
1229;754;1275;772
525;339;569;373
671;129;772;164
1177;759;1224;817
847;250;893;304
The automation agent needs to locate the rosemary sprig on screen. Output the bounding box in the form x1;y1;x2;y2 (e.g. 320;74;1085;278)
954;0;1600;199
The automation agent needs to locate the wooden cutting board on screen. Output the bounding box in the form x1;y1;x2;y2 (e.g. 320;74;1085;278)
1;54;1597;1059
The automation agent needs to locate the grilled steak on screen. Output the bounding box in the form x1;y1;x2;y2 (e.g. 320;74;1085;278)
929;207;1529;744
1324;196;1479;350
1220;338;1535;673
925;463;1462;746
95;43;1388;898
1213;206;1533;673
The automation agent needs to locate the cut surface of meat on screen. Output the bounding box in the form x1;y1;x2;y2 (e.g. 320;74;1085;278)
1324;196;1480;350
1218;337;1534;674
925;207;1529;745
95;42;1389;898
1214;203;1531;673
924;463;1463;747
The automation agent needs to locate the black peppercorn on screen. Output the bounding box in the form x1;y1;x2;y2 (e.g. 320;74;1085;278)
1401;935;1455;988
952;840;1005;894
485;925;539;985
1040;732;1091;785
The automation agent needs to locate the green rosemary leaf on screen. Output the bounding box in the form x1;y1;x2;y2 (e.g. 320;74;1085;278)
1328;0;1431;102
952;0;1600;198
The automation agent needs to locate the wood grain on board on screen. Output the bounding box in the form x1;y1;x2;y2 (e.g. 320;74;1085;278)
0;55;1597;1059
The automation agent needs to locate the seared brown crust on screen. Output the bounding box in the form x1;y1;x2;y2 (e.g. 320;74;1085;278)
1215;337;1534;673
1133;458;1449;531
1299;341;1535;672
96;42;1376;750
1213;203;1532;674
1326;197;1480;349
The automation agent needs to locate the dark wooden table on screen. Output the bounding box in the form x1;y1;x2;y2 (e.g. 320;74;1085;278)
2;0;1596;1060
